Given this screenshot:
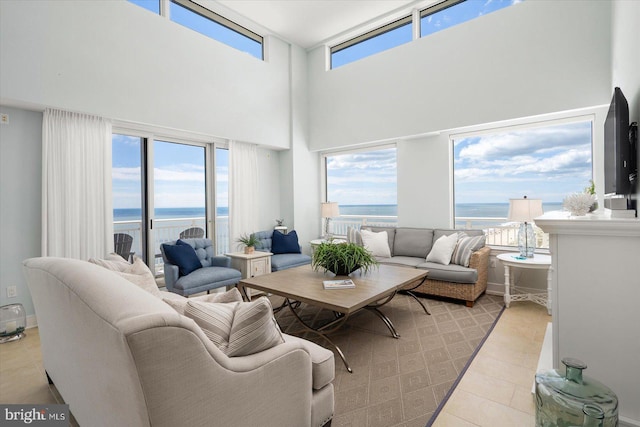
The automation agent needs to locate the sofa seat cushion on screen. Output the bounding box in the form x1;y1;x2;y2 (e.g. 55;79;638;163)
416;261;478;284
283;334;335;390
271;253;311;272
174;266;241;292
376;256;424;268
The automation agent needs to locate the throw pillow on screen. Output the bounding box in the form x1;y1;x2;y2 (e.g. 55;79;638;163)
271;230;301;254
346;226;363;246
451;234;486;267
426;233;459;265
226;297;284;357
163;243;202;276
184;297;284;357
360;229;391;258
88;253;131;272
89;255;162;298
163;288;243;315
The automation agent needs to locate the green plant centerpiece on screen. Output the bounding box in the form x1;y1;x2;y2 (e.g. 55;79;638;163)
312;241;378;276
236;233;259;254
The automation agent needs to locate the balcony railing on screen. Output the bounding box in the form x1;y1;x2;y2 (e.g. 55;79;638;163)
330;215;548;249
113;215;229;276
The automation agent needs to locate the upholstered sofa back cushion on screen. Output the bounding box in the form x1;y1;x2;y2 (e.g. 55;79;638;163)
392;228;435;258
434;228;484;241
252;230;274;251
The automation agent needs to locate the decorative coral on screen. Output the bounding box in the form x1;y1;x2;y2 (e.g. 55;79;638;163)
563;193;596;216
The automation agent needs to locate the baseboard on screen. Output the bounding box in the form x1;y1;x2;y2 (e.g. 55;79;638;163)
26;314;38;329
486;281;504;296
620;416;640;427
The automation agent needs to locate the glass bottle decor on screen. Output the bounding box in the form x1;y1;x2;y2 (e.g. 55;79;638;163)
0;303;26;343
535;358;618;427
518;222;536;257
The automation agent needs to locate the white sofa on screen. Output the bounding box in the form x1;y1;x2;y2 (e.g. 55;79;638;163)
23;257;334;427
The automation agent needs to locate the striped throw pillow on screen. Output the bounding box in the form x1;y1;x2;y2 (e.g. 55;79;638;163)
451;233;486;267
346;226;363;246
226;297;284;357
185;297;284;357
185;300;237;350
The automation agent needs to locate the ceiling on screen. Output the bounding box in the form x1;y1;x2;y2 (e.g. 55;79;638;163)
215;0;424;49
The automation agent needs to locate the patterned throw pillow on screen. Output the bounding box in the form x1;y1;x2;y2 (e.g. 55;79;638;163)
451;233;486;267
184;297;284;357
163;288;243;315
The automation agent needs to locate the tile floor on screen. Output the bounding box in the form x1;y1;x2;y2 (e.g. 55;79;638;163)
0;301;550;426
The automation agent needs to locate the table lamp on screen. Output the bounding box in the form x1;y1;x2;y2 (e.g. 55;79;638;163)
508;196;544;258
321;202;340;239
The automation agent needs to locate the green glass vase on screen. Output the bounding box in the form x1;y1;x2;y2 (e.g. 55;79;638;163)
535;358;618;427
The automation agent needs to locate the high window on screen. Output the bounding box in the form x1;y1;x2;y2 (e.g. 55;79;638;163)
452;119;593;248
170;0;263;59
128;0;263;60
420;0;516;38
323;146;398;235
331;17;412;69
329;0;520;69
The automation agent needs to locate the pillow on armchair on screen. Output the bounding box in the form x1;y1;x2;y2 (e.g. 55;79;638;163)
271;230;301;254
163;243;202;276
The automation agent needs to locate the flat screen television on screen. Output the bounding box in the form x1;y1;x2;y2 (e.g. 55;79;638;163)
604;87;636;197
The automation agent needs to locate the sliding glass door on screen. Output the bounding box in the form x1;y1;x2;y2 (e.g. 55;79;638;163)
112;133;215;276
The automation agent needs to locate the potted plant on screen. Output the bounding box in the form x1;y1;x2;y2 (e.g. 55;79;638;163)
312;241;378;276
236;233;259;254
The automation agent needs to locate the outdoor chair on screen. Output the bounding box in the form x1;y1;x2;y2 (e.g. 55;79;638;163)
180;227;205;239
113;233;134;262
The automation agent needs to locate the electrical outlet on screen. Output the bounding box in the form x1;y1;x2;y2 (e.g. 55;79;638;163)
7;285;17;298
490;259;496;268
0;114;8;125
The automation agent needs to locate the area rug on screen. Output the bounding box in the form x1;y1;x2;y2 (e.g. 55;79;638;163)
271;292;505;427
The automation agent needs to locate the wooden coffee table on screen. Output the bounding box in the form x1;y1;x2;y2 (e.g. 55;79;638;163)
238;264;429;372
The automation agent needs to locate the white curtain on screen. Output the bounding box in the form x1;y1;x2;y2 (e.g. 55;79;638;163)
42;108;113;259
229;140;258;248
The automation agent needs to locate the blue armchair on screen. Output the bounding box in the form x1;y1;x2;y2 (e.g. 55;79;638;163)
160;238;241;296
252;230;311;272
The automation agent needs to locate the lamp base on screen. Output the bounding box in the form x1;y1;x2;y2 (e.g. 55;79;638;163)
518;222;536;258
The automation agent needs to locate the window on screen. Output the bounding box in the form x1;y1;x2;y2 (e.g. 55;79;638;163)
453;119;593;248
323;146;398;235
128;0;160;15
331;17;412;69
170;0;263;60
421;0;517;38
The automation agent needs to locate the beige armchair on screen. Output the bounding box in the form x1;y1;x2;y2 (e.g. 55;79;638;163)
23;257;334;427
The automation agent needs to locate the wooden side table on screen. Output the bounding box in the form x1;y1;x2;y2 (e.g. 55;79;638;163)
226;252;273;298
497;253;552;315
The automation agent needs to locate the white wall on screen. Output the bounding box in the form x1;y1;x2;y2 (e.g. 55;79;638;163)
308;0;612;150
0;0;290;148
397;135;452;228
0;107;42;321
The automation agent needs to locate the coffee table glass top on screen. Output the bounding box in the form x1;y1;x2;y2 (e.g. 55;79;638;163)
239;264;428;314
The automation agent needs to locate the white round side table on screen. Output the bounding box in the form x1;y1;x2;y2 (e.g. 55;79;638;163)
496;253;552;315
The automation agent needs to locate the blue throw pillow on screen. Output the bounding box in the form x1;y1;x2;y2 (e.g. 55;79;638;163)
271;230;301;254
163;243;202;276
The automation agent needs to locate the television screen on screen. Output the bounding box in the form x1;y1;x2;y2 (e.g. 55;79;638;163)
604;87;632;196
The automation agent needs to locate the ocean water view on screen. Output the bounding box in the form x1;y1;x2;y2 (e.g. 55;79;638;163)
114;203;564;222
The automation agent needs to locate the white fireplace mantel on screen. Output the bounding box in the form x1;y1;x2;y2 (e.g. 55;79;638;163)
536;211;640;427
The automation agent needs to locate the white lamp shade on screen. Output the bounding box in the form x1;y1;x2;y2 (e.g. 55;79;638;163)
508;198;544;222
321;202;340;218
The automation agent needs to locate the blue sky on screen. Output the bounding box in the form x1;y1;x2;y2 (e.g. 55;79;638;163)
454;121;592;203
112;135;229;210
